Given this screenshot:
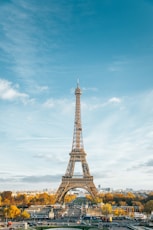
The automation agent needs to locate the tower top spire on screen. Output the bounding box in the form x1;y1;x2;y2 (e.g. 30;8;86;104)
77;78;79;87
75;79;81;95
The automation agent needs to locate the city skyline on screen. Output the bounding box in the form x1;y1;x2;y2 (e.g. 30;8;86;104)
0;0;153;191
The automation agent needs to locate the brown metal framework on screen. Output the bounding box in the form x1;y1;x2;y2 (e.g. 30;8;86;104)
55;83;97;203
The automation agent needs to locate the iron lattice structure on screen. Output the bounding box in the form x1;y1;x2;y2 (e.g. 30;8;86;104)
55;83;97;203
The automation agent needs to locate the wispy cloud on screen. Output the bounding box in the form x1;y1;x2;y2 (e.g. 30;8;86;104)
0;174;61;184
35;85;49;93
145;159;153;167
43;98;74;115
21;174;61;183
0;78;29;102
82;87;98;92
42;96;122;118
43;99;55;108
0;0;62;86
33;153;68;164
82;96;122;111
83;91;153;183
128;158;153;171
108;59;128;72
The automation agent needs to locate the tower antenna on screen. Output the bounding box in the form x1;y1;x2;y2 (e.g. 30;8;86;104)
77;78;79;87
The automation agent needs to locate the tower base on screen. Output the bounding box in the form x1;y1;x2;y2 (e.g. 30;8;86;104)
55;176;97;203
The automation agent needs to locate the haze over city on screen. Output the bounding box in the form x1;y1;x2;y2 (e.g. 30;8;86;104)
0;0;153;191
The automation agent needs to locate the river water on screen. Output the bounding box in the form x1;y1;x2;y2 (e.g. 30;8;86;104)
47;228;97;230
47;227;129;230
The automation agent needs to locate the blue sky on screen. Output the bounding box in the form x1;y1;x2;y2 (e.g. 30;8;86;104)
0;0;153;192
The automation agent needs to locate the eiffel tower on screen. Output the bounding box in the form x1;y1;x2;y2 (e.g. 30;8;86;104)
55;82;97;203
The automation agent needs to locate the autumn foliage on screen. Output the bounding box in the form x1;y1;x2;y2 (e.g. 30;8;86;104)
0;190;153;220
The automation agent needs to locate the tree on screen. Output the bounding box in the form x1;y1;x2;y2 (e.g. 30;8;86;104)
113;208;125;216
104;193;114;203
85;194;93;202
126;192;135;199
1;191;13;204
14;194;27;206
132;201;144;212
64;194;76;203
95;196;103;204
7;205;21;219
113;193;124;205
101;203;112;216
144;200;153;214
3;199;11;206
119;201;127;206
37;192;50;205
49;194;56;204
21;210;30;219
125;192;135;206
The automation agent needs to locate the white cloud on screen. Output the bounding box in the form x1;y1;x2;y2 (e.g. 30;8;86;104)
108;97;121;103
82;91;153;189
0;78;29;102
43;99;55;108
